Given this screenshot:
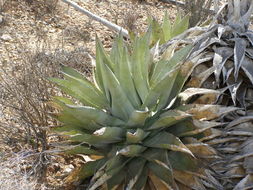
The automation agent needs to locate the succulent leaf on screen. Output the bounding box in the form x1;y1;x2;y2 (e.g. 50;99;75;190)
144;132;194;156
147;110;191;130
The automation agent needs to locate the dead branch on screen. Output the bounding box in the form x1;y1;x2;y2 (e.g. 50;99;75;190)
61;0;129;38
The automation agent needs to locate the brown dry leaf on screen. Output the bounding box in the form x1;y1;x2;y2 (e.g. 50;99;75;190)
148;172;173;190
180;59;195;77
234;174;253;190
115;183;125;190
187;104;238;120
186;143;217;158
193;93;220;104
176;183;192;190
224;166;245;178
179;88;220;102
187;66;215;88
187;76;202;87
64;167;81;185
89;155;104;160
173;170;206;190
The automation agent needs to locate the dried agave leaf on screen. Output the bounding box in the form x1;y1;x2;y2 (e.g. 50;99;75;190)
148;172;174;190
188;66;215;88
213;47;233;84
241;57;253;85
179;88;220;103
186;104;238;120
186;142;217;158
173;170;206;190
233;174;253;190
234;38;247;80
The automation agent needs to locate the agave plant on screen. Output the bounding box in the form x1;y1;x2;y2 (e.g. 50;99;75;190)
184;0;253;108
161;0;253;189
129;12;189;47
147;12;189;46
49;32;232;189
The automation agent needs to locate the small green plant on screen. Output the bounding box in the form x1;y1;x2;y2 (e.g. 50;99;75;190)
147;12;189;46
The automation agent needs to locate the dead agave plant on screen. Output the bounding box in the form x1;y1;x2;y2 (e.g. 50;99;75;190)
162;0;253;189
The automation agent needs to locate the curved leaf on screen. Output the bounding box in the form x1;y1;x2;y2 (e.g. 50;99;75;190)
101;63;134;121
56;102;125;127
65;145;103;156
162;11;172;42
65;158;107;183
242;57;253;85
179;88;221;102
234;38;247;80
171;14;189;37
126;158;147;189
185;104;238;120
131;32;151;102
127;110;151;127
147;110;191;130
143;67;179;110
148;160;176;189
118;145;146;157
119;47;142;108
143;132;193;156
95;38;114;93
173;170;206;190
70;127;125;145
167;151;198;171
151;45;192;86
126;128;149;143
50;77;107;109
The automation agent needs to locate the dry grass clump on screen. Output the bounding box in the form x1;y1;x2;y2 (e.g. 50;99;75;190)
0;47;59;180
123;10;139;33
0;0;60;20
185;0;212;27
32;47;93;77
179;0;213;27
0;0;11;13
0;151;47;190
24;0;59;20
0;0;12;27
0;44;93;147
0;50;58;150
0;40;93;184
63;25;91;43
0;0;7;13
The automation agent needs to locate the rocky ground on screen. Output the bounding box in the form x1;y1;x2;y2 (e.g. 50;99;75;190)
0;0;177;189
0;0;176;64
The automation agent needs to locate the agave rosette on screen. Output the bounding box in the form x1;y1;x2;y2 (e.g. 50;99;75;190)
184;1;253;108
50;33;228;190
169;1;253;189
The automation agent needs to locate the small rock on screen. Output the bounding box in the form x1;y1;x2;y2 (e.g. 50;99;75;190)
49;28;56;33
1;34;12;41
0;15;3;24
63;164;74;173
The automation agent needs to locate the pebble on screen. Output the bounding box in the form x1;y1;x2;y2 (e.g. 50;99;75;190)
49;28;56;33
0;34;12;42
0;15;3;24
63;164;74;173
